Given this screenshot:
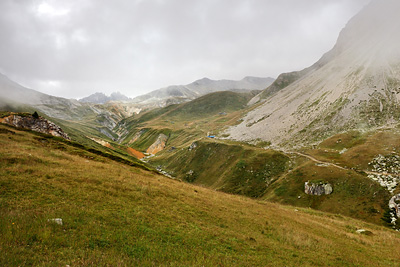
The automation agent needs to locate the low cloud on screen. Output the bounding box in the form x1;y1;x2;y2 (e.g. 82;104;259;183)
0;0;370;99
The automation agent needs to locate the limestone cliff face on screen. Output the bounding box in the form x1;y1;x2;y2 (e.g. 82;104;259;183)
146;134;168;155
1;113;70;140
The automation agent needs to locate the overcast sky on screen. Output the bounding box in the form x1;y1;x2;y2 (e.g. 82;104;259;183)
0;0;370;99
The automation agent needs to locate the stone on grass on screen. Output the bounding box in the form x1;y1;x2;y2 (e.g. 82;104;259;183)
48;218;63;225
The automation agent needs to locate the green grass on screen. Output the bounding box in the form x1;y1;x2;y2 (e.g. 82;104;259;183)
1;124;400;266
307;128;400;171
1;123;153;173
318;130;366;151
260;128;400;225
166;91;253;120
151;139;290;198
265;161;390;225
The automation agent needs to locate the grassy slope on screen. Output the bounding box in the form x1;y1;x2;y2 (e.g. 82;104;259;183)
308;129;400;175
300;128;400;197
152;135;391;225
265;159;390;225
1;124;400;266
166;90;253;119
0;111;145;171
262;130;400;225
151;139;290;198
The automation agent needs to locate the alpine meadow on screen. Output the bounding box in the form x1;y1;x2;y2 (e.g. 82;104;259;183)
1;0;400;266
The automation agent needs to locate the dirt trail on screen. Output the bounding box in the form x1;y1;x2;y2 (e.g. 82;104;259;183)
287;151;347;170
287;151;400;177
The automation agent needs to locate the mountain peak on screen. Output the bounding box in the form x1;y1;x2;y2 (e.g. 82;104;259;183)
193;77;213;85
242;76;275;84
110;92;130;101
79;92;130;104
227;0;400;147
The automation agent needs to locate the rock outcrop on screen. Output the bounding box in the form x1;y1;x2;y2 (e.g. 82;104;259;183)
1;113;70;140
389;194;400;218
367;154;400;194
146;134;168;155
188;142;197;151
304;181;333;196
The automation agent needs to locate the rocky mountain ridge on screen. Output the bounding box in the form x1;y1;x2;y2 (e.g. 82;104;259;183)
79;92;130;104
226;0;400;147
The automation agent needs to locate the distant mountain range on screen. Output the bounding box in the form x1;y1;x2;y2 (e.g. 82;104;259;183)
0;72;274;141
77;76;274;106
129;76;274;107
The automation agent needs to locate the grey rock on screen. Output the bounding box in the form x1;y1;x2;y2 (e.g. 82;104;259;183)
305;181;333;196
324;183;333;195
189;142;197;151
389;194;400;218
2;114;70;140
48;218;63;225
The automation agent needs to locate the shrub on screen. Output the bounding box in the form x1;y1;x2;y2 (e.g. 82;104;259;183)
32;111;39;119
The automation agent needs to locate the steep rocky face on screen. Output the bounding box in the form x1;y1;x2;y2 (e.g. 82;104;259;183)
1;113;70;140
227;0;400;147
146;134;168;155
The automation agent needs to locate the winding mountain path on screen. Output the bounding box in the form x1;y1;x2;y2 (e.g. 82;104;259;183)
286;151;347;170
287;151;400;178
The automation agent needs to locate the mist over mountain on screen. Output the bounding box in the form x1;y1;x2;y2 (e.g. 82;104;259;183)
0;72;88;119
130;76;274;107
79;92;131;104
227;0;400;146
